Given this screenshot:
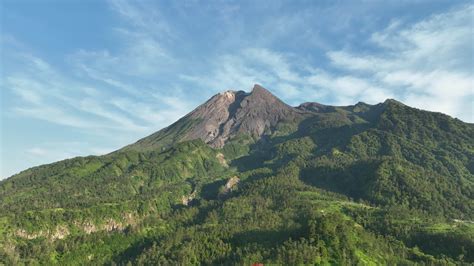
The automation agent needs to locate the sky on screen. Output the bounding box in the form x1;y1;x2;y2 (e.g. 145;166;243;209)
1;0;473;179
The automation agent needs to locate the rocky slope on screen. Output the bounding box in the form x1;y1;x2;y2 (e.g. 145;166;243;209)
123;84;304;151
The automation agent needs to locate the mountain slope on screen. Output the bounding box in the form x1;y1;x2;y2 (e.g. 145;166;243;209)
1;85;473;265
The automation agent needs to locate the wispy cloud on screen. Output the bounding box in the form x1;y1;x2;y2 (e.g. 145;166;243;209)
5;55;147;131
8;54;198;133
70;0;176;83
26;147;47;156
25;141;116;169
326;4;474;121
108;0;172;37
180;47;394;106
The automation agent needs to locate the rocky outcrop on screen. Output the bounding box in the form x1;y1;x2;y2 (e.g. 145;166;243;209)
51;225;70;240
76;220;98;234
216;153;228;167
103;219;123;232
15;212;137;240
16;225;70;240
217;176;240;199
220;176;240;197
15;229;42;240
182;190;197;206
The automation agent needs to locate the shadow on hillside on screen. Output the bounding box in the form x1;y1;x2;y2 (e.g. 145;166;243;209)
111;235;157;264
297;115;372;154
230;115;372;172
227;227;302;248
200;179;228;200
299;159;380;201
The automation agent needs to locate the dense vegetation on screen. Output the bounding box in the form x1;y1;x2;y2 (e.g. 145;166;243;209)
1;99;473;265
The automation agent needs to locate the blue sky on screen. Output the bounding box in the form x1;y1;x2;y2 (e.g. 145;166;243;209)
1;0;473;179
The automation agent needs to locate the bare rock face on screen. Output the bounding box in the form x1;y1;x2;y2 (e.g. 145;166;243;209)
104;219;123;232
51;225;70;240
16;226;70;240
77;221;98;234
216;153;228;167
15;229;41;240
184;84;300;147
218;176;240;199
182;190;197;206
122;84;304;151
224;176;240;192
184;90;247;147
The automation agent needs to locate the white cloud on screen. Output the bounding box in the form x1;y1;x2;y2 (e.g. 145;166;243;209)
181;47;395;106
26;147;47;156
306;70;395;105
24;142;116;169
14;105;107;129
109;95;193;128
326;4;474;121
242;48;301;83
7;77;43;104
180;3;472;121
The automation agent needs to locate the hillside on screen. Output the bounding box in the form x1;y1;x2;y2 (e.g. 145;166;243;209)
1;85;473;265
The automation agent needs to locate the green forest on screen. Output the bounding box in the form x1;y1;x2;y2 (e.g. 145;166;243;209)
1;100;473;265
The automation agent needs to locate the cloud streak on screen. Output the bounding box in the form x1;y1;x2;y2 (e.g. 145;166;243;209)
326;4;473;121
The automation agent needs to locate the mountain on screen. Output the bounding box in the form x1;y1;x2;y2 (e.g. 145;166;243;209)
122;85;303;151
1;85;473;265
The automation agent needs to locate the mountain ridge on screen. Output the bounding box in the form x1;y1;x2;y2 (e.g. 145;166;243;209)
120;84;436;153
7;85;469;179
1;84;473;265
